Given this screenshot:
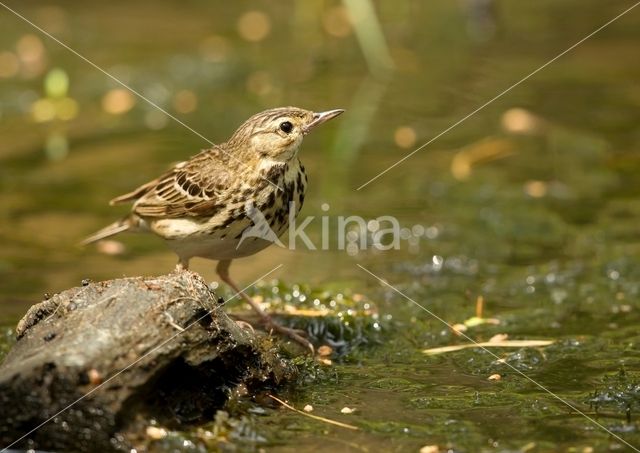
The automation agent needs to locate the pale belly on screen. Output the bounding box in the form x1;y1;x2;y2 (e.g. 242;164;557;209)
166;235;276;261
151;216;280;261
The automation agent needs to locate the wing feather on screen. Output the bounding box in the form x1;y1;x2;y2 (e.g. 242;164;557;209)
111;147;233;218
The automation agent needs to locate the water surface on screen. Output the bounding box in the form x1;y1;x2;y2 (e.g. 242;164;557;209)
1;1;640;451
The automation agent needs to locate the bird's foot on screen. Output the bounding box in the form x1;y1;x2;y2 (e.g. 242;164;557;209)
230;314;312;354
260;317;314;355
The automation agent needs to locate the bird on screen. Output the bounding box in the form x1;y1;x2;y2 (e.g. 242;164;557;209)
82;106;344;352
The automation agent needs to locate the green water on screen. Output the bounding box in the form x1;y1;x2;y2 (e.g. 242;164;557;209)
2;1;640;451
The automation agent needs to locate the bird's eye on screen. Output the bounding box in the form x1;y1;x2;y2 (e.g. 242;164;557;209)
279;121;293;134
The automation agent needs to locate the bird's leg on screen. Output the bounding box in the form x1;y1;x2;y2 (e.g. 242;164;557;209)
175;257;189;272
216;260;270;320
216;259;313;354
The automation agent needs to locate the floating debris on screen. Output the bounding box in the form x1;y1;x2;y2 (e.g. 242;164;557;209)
451;323;467;335
488;333;509;343
86;368;102;385
423;340;554;356
268;395;358;430
146;426;167;440
451;137;515;180
419;446;440;453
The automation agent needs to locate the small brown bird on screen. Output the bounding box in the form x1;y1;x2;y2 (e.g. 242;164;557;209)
82;106;344;351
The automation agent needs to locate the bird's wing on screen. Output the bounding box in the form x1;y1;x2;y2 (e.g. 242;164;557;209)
111;148;233;218
110;177;164;205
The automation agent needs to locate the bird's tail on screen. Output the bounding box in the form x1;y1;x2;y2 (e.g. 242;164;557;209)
80;217;134;246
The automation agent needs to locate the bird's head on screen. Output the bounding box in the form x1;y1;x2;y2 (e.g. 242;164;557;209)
229;107;344;163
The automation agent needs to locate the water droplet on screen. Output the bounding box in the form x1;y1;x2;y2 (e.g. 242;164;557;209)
425;226;439;239
411;224;425;236
432;255;444;271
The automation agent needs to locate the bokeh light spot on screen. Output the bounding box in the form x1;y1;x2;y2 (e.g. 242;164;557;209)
31;99;56;122
524;180;548;198
237;11;271;42
45;68;69;98
322;6;352;37
57;98;79;121
145;110;169;130
501;108;540;134
394;126;417;148
199;35;230;62
0;52;19;78
45;133;69;161
246;71;273;96
102;88;135;115
16;34;47;78
173;89;198;114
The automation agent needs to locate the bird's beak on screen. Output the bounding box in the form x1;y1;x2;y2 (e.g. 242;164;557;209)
303;109;345;135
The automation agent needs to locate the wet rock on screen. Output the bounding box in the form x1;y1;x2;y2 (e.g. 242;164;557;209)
0;270;295;452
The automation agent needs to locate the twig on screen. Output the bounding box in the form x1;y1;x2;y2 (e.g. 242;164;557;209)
423;340;554;355
163;312;184;332
267;395;359;431
476;295;484;318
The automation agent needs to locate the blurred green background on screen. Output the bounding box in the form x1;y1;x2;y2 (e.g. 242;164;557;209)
2;1;640;451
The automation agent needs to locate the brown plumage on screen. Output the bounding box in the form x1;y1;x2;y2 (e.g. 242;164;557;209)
82;106;344;352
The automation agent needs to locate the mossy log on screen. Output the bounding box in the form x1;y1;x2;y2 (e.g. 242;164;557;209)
0;270;295;451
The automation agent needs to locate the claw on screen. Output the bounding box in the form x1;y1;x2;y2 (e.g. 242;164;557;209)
235;320;255;333
216;259;314;354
